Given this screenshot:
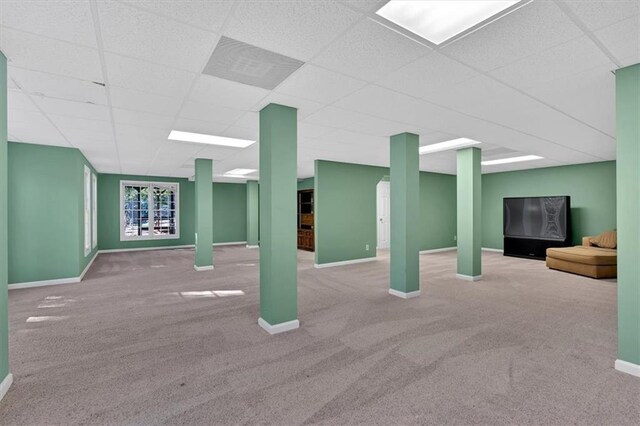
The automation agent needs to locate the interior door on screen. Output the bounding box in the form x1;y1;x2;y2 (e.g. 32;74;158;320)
377;181;390;249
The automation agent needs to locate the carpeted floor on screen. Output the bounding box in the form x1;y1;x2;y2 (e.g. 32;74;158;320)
0;246;638;425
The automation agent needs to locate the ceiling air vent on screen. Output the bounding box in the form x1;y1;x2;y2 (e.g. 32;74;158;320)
203;36;304;90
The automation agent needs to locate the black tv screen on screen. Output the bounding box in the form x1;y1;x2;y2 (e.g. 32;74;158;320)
503;196;570;240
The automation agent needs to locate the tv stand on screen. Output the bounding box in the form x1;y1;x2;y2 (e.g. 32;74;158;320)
503;237;568;260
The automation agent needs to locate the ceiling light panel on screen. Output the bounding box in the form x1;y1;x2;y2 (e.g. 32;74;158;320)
203;36;305;90
376;0;519;45
482;155;543;165
419;138;481;154
168;130;255;148
225;168;256;176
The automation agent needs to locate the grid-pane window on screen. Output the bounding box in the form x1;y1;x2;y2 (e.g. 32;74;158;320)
121;181;179;240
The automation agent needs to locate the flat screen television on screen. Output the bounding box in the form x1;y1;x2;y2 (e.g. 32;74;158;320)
503;196;570;241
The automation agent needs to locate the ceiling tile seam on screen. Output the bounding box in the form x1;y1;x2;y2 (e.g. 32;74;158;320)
90;0;123;174
112;0;228;35
552;0;623;68
161;1;242;177
9;76;76;149
20;92;109;108
366;81;606;162
7;133;20;142
5;64;107;87
0;24;98;51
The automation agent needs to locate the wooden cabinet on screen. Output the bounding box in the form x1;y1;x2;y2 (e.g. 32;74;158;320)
297;189;314;251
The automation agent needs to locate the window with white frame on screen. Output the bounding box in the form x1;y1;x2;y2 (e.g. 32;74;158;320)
92;173;98;248
120;181;179;241
84;166;91;256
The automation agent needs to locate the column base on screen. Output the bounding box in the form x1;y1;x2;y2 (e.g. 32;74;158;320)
194;265;214;272
389;288;421;299
456;274;482;281
258;317;299;334
246;245;259;248
0;373;13;402
615;359;640;378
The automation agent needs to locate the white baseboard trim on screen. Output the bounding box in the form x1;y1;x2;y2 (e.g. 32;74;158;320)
482;247;504;253
194;265;214;272
213;241;246;246
389;288;421;299
456;274;483;282
258;318;300;334
0;373;13;402
420;247;456;254
246;245;259;248
314;257;376;269
99;244;194;254
9;251;99;290
615;359;640;378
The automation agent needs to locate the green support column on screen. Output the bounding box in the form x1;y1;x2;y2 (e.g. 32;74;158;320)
389;133;420;298
457;147;482;281
194;159;213;271
259;103;298;334
615;63;640;377
0;51;12;401
246;180;259;248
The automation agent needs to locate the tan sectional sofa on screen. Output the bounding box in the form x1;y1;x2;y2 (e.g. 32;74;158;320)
546;236;617;279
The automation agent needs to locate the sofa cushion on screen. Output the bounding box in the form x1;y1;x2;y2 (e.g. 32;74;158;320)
546;246;617;266
590;230;617;249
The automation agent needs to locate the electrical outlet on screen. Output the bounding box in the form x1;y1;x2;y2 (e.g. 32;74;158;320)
454;235;457;241
365;244;370;251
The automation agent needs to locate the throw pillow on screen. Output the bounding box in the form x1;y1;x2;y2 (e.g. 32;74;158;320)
590;230;617;249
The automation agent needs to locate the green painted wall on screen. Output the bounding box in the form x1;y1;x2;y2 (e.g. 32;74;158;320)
314;160;457;265
482;161;617;249
457;147;482;278
297;177;314;190
0;51;9;383
194;159;213;268
616;63;640;366
246;181;259;246
8;142;97;284
98;174;246;250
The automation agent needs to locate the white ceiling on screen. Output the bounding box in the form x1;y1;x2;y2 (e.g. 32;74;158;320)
0;0;638;181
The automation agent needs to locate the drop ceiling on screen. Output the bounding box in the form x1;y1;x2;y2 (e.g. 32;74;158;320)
0;0;638;181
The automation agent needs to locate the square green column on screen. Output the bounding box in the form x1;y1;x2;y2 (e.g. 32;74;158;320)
246;180;259;248
258;104;298;334
389;133;420;298
194;159;213;271
0;51;12;401
615;63;640;378
457;147;482;281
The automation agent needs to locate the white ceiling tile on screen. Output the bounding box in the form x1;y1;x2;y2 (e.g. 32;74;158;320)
0;27;103;82
342;0;387;13
252;93;324;119
173;117;229;136
112;108;174;130
119;0;234;33
233;112;258;130
7;90;38;112
9;67;107;105
189;75;269;110
561;0;639;32
489;36;613;90
224;0;361;61
298;122;336;139
376;52;477;100
179;100;245;124
109;87;182;117
0;0;97;48
104;53;196;99
223;126;258;142
8;110;70;147
304;106;375;129
7;78;19;90
34;97;110;121
313;19;428;81
48;114;114;143
594;15;640;63
97;1;218;72
276;64;367;104
443;1;583;72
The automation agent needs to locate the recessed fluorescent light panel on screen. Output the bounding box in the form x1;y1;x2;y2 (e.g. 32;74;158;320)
224;168;257;178
168;130;255;148
376;1;519;45
482;155;543;166
419;138;481;155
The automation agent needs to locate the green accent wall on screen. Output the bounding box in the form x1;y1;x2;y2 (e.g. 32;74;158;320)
0;51;9;383
297;177;314;190
390;133;420;294
246;180;259;246
259;104;298;326
194;159;213;268
616;63;640;366
457;147;482;278
98;174;247;250
482;161;617;249
314;160;457;265
8;142;97;284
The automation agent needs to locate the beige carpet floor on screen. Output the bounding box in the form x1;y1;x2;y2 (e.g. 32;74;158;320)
0;246;638;425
